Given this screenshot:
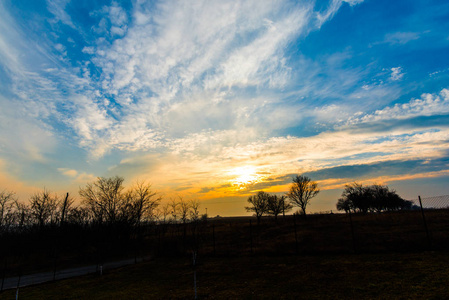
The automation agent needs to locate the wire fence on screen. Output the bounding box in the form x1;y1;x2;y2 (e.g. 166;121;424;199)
412;194;449;209
1;195;449;292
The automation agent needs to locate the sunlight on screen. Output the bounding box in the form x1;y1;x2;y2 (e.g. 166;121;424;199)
229;166;261;189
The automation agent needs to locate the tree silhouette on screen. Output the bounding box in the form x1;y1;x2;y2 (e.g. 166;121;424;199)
124;181;160;224
337;183;412;213
338;182;368;213
266;195;292;221
29;189;58;227
245;191;270;225
286;175;319;216
178;197;191;224
79;176;125;224
189;199;201;222
0;190;15;229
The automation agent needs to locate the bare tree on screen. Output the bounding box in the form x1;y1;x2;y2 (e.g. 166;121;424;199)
169;198;179;223
286;175;319;216
79;176;125;224
266;195;292;222
66;206;91;225
189;199;201;222
178;197;191;224
127;181;161;224
245;191;270;225
29;189;58;227
158;203;171;224
13;200;31;227
0;190;15;228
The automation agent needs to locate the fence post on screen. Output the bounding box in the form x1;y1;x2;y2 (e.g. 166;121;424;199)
212;224;216;256
192;251;198;300
53;256;57;281
293;217;298;254
418;196;432;249
348;211;356;253
249;220;253;254
1;259;6;292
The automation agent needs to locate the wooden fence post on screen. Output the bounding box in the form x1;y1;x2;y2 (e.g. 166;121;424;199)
418;196;432;249
212;224;216;256
293;217;298;254
250;220;253;254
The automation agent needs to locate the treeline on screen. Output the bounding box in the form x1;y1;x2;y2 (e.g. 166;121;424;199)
336;182;415;213
245;175;414;221
0;176;204;233
1;176;416;232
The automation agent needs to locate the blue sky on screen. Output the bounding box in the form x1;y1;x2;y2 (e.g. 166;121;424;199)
1;0;449;216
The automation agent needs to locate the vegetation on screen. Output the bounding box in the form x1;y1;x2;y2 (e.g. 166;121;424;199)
266;195;292;221
2;175;449;299
245;192;293;224
0;177;207;230
2;252;449;300
286;175;320;216
245;191;269;224
245;174;318;221
336;183;414;213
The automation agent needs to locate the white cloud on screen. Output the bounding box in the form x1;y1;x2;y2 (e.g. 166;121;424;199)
349;88;449;124
58;168;78;177
57;168;96;184
316;0;364;28
82;47;95;54
0;0;382;164
114;124;449;196
72;1;322;154
46;0;76;29
390;67;404;81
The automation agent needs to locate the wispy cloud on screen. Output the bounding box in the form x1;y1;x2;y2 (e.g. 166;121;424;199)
1;0;370;160
1;0;448;212
316;0;364;28
64;0;358;156
383;31;421;45
46;0;76;29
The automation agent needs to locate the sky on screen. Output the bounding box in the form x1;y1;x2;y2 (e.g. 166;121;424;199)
1;0;449;216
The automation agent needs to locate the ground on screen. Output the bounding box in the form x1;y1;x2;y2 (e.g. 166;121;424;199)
1;251;449;299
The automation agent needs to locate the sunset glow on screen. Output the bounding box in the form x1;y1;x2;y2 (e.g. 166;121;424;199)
229;166;262;189
0;0;448;216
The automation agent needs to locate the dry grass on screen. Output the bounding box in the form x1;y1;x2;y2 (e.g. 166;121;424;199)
2;210;449;298
1;251;449;299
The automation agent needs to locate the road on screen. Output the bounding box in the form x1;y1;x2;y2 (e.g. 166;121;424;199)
1;257;147;291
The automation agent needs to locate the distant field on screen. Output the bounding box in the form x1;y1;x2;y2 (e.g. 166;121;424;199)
1;251;449;299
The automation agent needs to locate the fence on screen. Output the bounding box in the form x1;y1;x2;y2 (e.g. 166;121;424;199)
1;195;449;291
150;195;449;256
156;195;449;256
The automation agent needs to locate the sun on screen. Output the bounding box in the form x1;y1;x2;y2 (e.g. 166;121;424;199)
229;166;261;189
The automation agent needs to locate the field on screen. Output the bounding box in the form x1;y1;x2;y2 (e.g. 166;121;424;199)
1;210;449;298
1;252;449;299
